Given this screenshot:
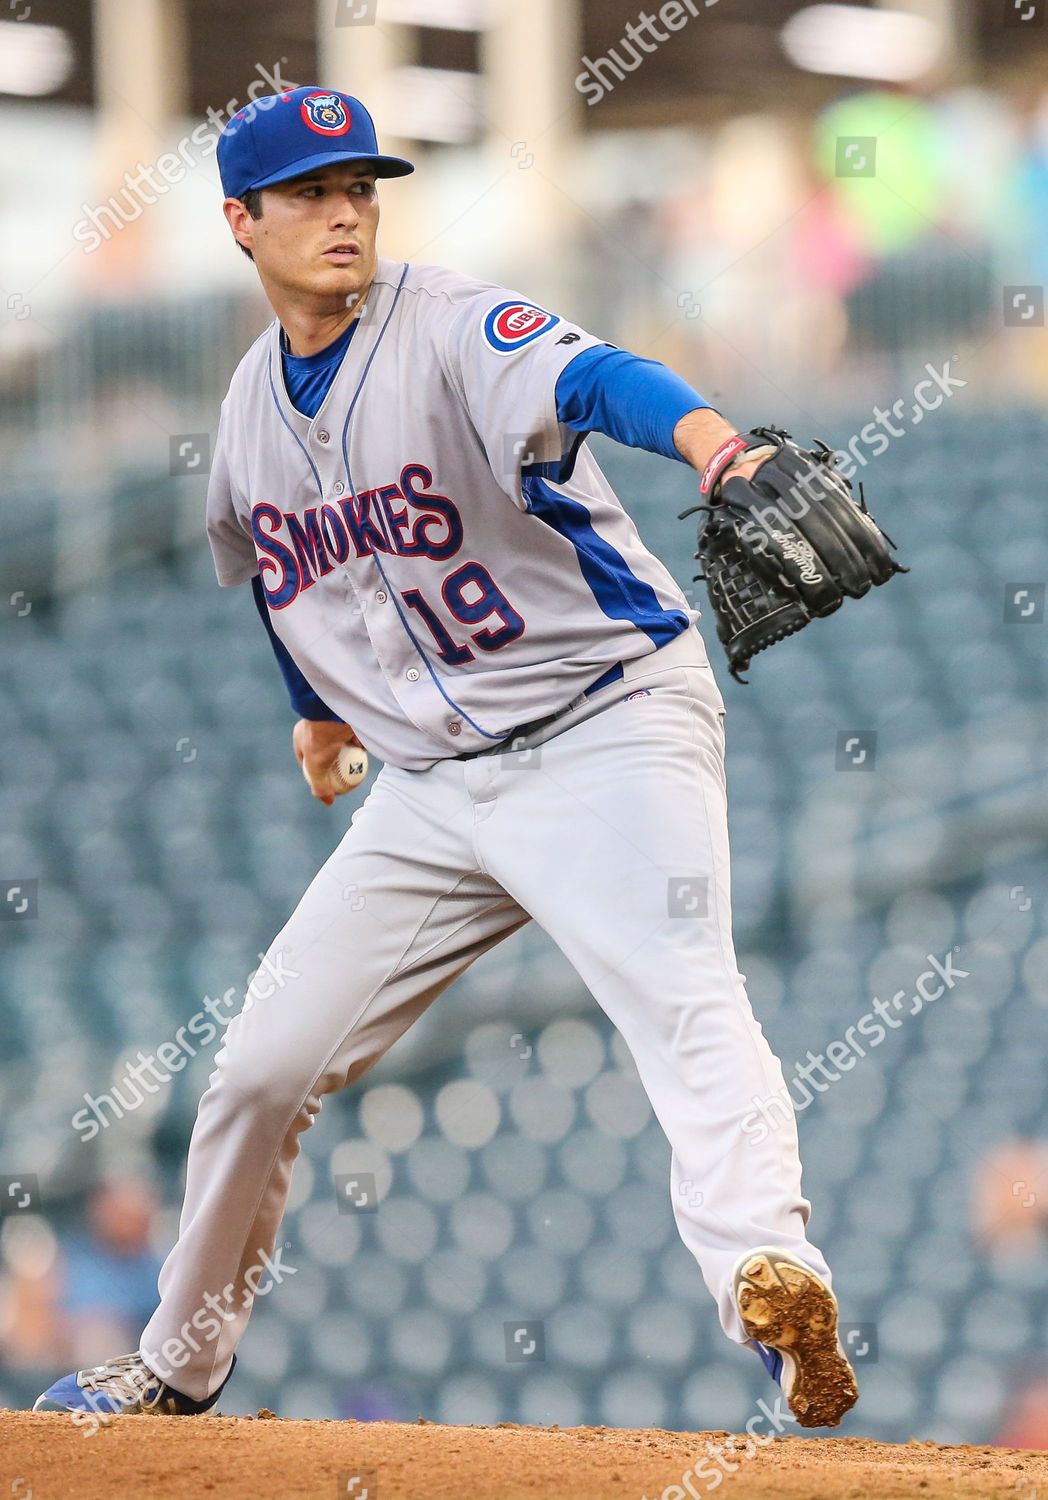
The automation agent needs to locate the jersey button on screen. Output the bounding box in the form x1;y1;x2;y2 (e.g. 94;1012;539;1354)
447;722;462;736
333;481;345;495
375;590;388;603
406;667;420;682
317;429;330;444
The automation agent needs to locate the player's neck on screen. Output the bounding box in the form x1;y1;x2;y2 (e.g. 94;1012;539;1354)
274;282;374;358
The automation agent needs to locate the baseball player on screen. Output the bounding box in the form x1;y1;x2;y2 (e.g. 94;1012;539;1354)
36;86;858;1429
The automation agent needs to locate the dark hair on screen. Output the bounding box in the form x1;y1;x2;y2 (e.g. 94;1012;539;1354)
236;188;264;261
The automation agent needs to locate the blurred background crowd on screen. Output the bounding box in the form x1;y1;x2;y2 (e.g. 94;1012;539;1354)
1;0;1048;1452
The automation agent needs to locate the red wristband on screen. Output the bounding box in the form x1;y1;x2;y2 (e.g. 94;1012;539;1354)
699;434;749;497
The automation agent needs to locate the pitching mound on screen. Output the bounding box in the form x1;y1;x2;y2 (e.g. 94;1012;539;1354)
3;1409;1045;1499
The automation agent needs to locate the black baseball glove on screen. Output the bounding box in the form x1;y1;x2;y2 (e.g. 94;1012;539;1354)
679;427;906;681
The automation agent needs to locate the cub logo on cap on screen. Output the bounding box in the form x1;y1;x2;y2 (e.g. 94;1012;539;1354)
301;91;352;136
483;300;560;355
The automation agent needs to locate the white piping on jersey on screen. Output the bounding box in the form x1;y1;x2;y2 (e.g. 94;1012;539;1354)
265;360;324;493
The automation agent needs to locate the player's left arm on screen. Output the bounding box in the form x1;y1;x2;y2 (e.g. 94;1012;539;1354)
557;344;906;679
438;295;761;493
554;345;765;484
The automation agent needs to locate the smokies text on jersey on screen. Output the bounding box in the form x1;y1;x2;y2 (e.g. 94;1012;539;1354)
253;463;463;609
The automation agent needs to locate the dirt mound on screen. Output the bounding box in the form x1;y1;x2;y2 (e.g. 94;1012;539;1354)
3;1409;1045;1499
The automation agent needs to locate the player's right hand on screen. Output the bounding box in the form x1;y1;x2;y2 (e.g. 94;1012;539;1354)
292;719;360;807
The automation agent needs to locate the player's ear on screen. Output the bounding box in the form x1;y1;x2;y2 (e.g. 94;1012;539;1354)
224;196;257;260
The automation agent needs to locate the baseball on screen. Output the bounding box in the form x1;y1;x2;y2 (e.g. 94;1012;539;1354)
330;743;369;794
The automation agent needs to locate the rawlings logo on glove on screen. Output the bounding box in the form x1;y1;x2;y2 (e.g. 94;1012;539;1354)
680;426;907;681
771;531;823;586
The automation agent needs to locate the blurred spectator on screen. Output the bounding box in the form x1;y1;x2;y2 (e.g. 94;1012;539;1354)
972;1141;1048;1259
996;1376;1048;1451
0;1177;162;1372
337;1383;408;1423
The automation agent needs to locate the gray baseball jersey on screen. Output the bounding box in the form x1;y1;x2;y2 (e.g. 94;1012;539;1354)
206;258;701;768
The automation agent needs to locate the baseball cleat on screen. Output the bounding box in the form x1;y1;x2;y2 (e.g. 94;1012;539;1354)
33;1352;234;1417
733;1247;858;1429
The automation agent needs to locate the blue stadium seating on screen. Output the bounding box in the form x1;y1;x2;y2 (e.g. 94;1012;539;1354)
0;411;1045;1445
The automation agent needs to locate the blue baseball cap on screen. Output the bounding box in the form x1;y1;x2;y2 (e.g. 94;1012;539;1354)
218;85;415;200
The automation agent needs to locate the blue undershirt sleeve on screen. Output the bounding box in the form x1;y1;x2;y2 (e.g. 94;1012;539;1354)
251;575;344;722
555;344;712;464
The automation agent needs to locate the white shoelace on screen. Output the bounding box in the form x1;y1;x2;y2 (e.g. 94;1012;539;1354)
79;1354;164;1410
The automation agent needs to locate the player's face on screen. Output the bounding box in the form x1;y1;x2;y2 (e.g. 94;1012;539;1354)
244;163;380;306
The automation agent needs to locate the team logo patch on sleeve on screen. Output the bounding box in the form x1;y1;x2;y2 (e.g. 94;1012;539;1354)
483;301;560;355
300;91;352;136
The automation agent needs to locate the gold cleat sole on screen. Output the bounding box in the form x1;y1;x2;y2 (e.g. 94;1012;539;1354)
734;1248;859;1429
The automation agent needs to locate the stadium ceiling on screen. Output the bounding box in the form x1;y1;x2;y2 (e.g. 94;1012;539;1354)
9;0;1048;117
